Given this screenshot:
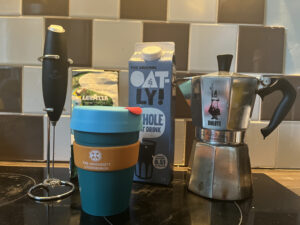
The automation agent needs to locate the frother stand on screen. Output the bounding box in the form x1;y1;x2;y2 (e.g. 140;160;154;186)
28;25;75;201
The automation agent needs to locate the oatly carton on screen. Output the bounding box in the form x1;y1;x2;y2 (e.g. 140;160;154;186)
129;42;175;185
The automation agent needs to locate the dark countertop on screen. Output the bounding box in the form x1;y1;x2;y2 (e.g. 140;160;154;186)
0;166;300;225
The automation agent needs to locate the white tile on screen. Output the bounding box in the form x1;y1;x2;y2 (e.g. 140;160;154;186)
266;0;300;74
167;0;217;23
43;115;71;161
70;0;119;19
188;24;238;72
174;119;186;165
0;0;21;15
290;85;300;120
71;133;75;145
245;121;279;168
23;66;72;114
119;70;129;106
277;121;300;168
251;96;261;121
0;17;43;65
92;20;143;69
22;66;43;113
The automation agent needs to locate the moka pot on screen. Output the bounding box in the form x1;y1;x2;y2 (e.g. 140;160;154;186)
178;54;296;200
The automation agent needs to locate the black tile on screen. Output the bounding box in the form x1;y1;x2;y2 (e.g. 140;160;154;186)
0;66;22;113
175;72;202;118
120;0;167;21
143;22;190;71
218;0;265;24
185;120;195;166
175;86;191;118
22;0;69;16
0;115;43;160
237;26;285;73
45;18;92;67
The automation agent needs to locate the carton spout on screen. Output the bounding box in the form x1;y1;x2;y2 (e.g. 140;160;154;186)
178;80;192;107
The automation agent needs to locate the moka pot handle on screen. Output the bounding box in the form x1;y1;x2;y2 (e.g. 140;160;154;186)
256;77;296;139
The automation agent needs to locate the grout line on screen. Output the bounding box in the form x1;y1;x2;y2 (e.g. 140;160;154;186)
183;120;187;164
187;22;192;71
0;112;45;116
173;166;188;171
258;96;261;121
235;25;239;73
215;0;219;23
117;0;121;19
0;161;69;168
68;0;70;17
263;0;267;25
1;162;299;172
21;65;24;114
20;0;22;15
274;123;280;168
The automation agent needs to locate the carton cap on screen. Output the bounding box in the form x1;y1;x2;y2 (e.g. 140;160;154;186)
142;46;162;61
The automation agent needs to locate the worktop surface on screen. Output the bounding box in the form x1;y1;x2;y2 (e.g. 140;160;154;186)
0;166;299;225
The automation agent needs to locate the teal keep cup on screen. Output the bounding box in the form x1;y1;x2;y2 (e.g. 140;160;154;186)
70;106;142;216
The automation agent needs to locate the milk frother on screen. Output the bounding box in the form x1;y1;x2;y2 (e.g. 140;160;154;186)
28;25;75;201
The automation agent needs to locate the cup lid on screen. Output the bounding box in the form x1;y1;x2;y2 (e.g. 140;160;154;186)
70;106;142;133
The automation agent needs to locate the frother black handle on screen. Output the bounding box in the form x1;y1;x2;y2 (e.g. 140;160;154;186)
217;54;233;72
42;26;69;122
257;78;296;139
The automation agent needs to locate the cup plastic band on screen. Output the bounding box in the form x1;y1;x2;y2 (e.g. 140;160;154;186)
73;141;140;172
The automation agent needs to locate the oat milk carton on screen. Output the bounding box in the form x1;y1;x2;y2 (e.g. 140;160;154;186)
129;42;175;185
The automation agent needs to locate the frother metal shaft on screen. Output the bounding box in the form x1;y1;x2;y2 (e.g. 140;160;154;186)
52;122;55;178
46;109;52;179
28;116;75;201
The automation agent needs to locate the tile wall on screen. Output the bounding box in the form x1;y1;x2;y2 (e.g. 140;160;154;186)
0;0;299;168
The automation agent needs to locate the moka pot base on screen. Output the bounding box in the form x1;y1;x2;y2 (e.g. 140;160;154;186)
187;140;252;201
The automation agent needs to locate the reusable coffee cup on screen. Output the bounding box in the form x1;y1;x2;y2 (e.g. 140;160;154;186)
70;106;142;216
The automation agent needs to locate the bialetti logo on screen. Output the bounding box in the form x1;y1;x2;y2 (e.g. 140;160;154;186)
130;70;169;105
208;120;221;126
208;83;221;127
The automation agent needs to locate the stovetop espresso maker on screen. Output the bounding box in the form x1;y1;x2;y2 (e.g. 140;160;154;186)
179;54;296;200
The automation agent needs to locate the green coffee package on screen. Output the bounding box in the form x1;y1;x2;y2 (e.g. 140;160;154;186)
72;69;119;107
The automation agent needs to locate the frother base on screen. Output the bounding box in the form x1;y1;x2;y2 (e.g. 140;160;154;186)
27;178;75;201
